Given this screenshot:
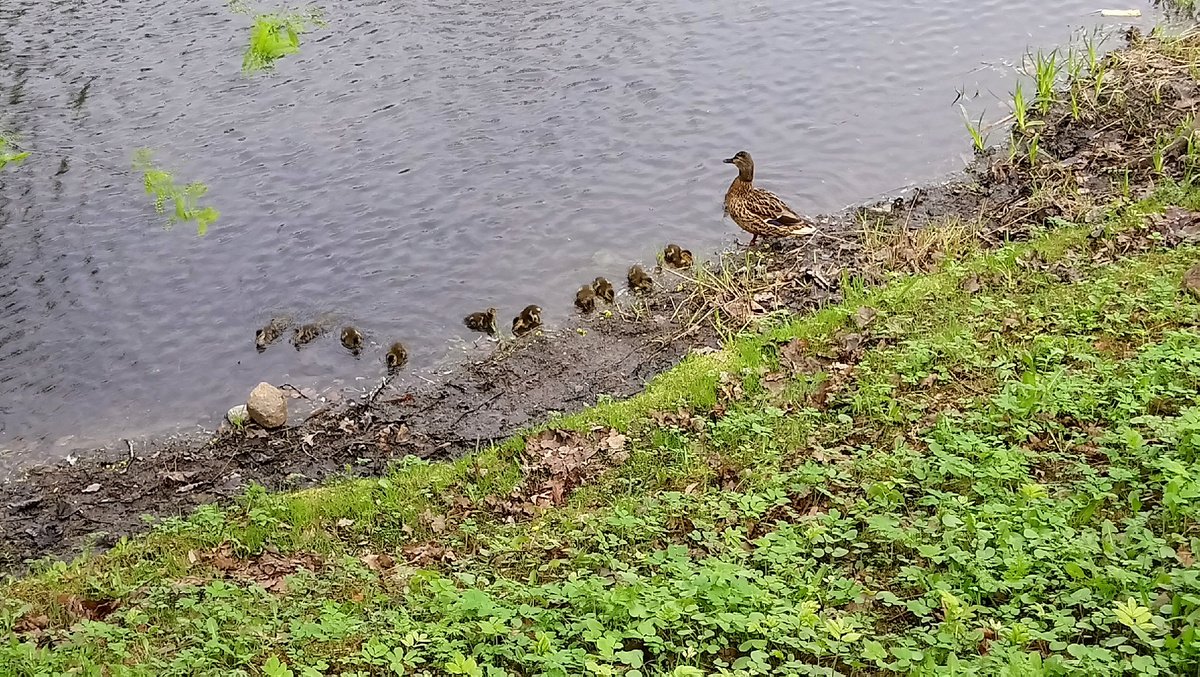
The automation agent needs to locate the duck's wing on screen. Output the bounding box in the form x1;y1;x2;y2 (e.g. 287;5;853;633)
747;187;806;225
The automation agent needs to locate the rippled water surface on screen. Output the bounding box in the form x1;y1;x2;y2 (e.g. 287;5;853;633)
0;0;1158;460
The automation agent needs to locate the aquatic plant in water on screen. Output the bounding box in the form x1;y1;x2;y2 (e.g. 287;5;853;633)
0;134;30;170
238;7;325;75
132;149;219;236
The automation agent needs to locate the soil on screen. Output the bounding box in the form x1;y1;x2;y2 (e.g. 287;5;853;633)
2;28;1194;572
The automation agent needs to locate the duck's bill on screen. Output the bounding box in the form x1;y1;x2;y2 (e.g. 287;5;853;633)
791;226;816;236
722;157;735;163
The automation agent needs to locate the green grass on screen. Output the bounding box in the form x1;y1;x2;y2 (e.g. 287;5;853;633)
133;149;219;236
3;181;1200;676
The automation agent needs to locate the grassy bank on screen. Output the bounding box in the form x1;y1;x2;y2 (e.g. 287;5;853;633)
5;29;1200;677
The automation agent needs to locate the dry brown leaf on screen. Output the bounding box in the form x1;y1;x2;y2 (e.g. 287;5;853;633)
362;553;396;571
1183;264;1200;300
1179;547;1194;568
854;306;878;329
337;518;355;528
960;275;981;294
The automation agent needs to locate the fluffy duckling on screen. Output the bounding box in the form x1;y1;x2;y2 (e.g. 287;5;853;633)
628;265;654;293
463;308;499;335
575;285;597;313
664;244;694;268
723;151;815;245
385;342;408;373
292;323;324;349
255;315;292;351
340;327;363;354
512;305;542;337
593;277;615;303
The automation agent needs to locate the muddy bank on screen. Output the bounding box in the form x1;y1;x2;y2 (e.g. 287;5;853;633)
3;28;1194;570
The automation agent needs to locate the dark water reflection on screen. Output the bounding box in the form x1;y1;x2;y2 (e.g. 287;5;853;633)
0;0;1155;461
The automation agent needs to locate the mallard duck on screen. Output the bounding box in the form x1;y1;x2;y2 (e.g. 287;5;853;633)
292;323;324;349
593;277;615;303
464;308;498;334
340;327;363;354
628;265;653;293
575;285;596;313
255;315;292;351
723;151;815;245
664;244;693;268
385;342;408;373
512;305;542;337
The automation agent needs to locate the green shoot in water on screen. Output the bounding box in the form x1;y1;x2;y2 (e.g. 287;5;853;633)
132;149;219;236
1011;82;1042;136
959;105;988;153
0;134;30;170
1031;50;1061;114
240;9;325;75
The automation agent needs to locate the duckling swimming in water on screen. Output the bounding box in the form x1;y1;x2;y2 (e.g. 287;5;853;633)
385;342;408;373
292;323;324;349
664;244;694;268
628;265;654;293
341;326;363;354
575;285;597;313
512;305;542;337
592;277;614;303
255;315;292;352
723;151;815;245
464;308;499;335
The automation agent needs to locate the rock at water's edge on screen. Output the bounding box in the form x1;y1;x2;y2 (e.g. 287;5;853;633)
247;382;287;429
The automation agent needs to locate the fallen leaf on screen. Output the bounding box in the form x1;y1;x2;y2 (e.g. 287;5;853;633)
919;374;938;388
1183;264;1200;300
162;471;196;483
854;306;878;329
362;553;396;571
1179;547;1194;568
429;514;447;533
960;274;981;294
337;518;355;528
82;483;100;494
762;371;788;396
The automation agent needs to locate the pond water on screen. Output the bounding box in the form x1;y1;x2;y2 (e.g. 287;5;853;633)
0;0;1159;463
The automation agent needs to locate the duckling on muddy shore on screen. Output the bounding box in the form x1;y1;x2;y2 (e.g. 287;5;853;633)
385;342;408;373
463;308;499;335
627;265;654;293
512;305;542;337
592;277;614;303
723;150;815;246
575;285;596;313
255;315;292;351
340;327;363;354
664;244;694;268
292;323;325;349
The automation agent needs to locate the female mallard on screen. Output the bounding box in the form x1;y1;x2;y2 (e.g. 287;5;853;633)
723;151;814;245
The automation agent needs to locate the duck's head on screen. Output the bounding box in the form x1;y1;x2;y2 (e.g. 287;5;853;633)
723;151;754;179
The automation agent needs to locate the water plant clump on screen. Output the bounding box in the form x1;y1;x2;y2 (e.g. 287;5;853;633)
0;134;30;170
132;149;220;236
239;7;325;75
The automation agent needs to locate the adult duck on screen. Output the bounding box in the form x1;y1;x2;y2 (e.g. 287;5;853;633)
723;151;814;245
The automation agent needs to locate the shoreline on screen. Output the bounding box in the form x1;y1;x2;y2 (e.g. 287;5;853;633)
1;26;1194;568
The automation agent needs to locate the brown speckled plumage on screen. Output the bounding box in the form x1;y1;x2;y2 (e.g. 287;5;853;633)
723;151;814;245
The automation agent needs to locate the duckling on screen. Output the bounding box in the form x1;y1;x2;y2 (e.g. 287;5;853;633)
723;151;815;245
254;315;292;352
592;277;615;303
463;308;499;335
385;342;408;373
340;326;363;354
575;285;597;313
628;265;654;293
512;305;542;337
291;323;324;349
664;244;694;268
